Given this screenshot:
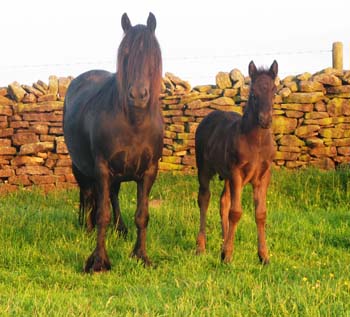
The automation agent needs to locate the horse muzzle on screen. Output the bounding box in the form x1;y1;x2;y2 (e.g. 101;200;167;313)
128;86;150;109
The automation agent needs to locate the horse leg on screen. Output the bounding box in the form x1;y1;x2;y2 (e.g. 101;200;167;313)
221;173;242;263
220;179;230;242
110;181;128;237
84;162;112;272
196;167;211;254
253;170;271;265
130;165;157;266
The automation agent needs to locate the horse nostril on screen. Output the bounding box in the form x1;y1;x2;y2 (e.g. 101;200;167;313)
128;88;135;100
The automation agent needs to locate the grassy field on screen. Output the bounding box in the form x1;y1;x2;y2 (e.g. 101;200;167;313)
0;168;349;316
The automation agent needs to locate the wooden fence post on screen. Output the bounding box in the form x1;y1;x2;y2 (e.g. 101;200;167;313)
332;42;343;70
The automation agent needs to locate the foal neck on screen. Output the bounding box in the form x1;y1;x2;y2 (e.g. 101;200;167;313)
240;99;272;144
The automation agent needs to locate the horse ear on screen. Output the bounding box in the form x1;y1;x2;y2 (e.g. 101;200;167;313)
269;60;278;79
147;12;157;33
121;13;132;32
249;61;257;80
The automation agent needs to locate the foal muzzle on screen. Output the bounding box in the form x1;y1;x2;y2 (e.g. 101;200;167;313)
258;113;272;129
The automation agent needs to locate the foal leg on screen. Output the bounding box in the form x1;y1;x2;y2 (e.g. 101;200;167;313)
253;170;271;265
222;173;242;263
110;181;128;237
220;180;230;242
84;161;112;272
130;165;157;266
196;168;211;254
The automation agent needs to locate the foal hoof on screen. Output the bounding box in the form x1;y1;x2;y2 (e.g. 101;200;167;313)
196;234;206;255
221;250;232;263
84;253;111;273
196;246;205;255
258;254;270;265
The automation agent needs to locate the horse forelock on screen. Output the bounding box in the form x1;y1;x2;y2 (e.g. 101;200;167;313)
116;25;162;115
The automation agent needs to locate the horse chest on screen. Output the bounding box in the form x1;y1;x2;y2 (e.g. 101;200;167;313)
109;146;152;177
107;126;162;179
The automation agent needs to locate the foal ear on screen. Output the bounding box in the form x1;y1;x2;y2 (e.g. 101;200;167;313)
121;13;132;33
147;12;157;33
248;61;257;81
269;60;278;79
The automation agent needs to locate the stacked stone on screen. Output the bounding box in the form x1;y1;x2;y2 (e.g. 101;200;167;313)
273;68;350;169
1;67;350;192
0;76;75;193
160;67;350;172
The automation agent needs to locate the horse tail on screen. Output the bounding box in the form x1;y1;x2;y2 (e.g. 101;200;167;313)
72;164;97;229
79;189;90;226
79;186;97;229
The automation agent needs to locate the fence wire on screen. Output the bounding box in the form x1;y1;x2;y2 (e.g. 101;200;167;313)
0;48;336;86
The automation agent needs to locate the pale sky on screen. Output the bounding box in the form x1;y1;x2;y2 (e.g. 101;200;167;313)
0;0;349;87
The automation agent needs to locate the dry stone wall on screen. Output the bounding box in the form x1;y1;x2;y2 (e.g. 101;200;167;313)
0;76;74;193
160;69;350;171
1;68;350;192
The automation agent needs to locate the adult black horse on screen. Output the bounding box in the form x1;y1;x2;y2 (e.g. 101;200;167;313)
63;12;163;272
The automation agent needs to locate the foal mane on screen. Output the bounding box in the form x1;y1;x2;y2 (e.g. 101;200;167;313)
116;22;162;117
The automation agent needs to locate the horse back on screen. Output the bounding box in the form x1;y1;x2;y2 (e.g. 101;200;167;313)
64;70;113;114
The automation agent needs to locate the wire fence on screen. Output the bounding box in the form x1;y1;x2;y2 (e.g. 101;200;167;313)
0;47;341;87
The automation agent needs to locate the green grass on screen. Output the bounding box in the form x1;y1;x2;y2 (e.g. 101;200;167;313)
0;168;349;316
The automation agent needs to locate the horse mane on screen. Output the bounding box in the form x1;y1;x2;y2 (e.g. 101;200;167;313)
116;25;162;118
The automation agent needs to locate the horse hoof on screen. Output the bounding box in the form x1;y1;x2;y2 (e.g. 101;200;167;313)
86;225;95;234
116;226;128;238
130;250;152;267
84;254;111;273
142;257;152;267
